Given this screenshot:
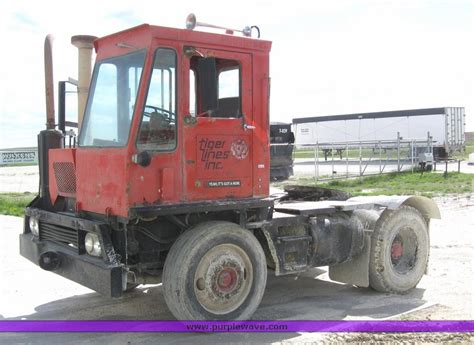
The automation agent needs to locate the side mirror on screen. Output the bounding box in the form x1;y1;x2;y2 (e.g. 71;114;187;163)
197;57;218;113
132;151;151;167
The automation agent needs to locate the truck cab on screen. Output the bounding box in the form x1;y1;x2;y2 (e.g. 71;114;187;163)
50;24;271;218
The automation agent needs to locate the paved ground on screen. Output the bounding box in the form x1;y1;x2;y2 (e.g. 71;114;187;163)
0;194;472;343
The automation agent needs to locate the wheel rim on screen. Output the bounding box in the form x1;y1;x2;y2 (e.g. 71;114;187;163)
194;243;253;315
390;226;419;274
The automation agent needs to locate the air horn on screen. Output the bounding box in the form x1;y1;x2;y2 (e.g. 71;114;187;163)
185;13;260;38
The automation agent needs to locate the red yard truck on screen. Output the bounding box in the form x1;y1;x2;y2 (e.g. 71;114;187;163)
20;14;439;320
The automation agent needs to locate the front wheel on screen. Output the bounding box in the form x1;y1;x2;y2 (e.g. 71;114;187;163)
163;221;267;320
369;206;429;293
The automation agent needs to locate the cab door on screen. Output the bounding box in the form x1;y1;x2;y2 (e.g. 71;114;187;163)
182;49;254;202
128;47;183;207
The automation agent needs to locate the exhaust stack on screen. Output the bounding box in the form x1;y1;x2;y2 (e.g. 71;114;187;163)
71;35;97;132
44;35;55;130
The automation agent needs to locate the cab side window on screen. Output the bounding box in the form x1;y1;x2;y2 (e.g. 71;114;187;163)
190;56;241;118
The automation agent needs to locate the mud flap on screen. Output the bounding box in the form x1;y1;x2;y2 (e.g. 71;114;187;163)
328;235;371;287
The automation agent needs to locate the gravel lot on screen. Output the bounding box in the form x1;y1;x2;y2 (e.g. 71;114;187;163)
0;165;38;193
0;164;473;343
0;194;472;343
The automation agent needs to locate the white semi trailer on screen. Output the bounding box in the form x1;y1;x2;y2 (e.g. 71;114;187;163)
293;107;465;159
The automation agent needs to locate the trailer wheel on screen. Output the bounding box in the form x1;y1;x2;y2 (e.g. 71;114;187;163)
369;206;429;293
163;221;267;320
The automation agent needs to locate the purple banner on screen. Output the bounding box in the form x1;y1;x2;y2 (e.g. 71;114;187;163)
0;321;473;333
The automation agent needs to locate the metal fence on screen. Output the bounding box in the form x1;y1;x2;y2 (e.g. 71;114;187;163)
293;133;434;181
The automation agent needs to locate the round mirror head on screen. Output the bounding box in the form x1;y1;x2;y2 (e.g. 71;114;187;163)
136;151;151;167
186;13;196;30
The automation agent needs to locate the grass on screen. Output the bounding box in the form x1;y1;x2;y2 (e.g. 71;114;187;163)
283;171;474;197
0;162;38;167
0;193;36;217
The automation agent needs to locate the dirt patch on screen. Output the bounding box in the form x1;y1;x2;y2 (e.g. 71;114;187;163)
320;332;473;344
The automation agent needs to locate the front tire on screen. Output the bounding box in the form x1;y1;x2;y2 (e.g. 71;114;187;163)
369;206;429;293
163;221;267;320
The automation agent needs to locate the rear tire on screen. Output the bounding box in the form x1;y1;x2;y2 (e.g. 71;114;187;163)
369;206;429;293
163;221;267;320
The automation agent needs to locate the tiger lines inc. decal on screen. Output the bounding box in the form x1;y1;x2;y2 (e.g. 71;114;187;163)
198;137;248;188
199;138;250;170
230;139;249;160
199;138;230;170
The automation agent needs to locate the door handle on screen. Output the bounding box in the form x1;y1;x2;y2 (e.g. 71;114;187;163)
243;124;256;130
241;113;255;130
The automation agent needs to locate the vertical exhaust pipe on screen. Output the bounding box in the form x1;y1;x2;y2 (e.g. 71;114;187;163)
44;35;55;130
39;35;63;209
71;35;97;133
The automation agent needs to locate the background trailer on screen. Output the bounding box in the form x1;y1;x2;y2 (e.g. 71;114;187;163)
293;107;465;159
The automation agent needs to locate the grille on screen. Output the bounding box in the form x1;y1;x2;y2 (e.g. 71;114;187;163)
40;222;79;249
53;162;76;194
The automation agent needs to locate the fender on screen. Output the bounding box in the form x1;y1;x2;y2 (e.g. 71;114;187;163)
329;195;440;287
347;195;440;220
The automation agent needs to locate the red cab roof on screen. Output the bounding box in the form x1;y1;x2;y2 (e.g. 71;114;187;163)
94;24;272;59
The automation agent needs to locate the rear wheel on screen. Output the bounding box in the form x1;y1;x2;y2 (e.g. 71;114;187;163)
369;206;429;293
163;221;267;320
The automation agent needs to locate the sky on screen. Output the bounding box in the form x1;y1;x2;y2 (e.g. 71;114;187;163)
0;0;472;148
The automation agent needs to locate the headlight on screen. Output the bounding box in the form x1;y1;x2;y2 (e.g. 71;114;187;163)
85;233;102;257
29;217;39;237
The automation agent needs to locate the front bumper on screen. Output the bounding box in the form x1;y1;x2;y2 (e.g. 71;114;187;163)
20;233;124;298
20;207;126;298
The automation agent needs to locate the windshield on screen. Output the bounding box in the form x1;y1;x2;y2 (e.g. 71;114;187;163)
79;50;146;147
